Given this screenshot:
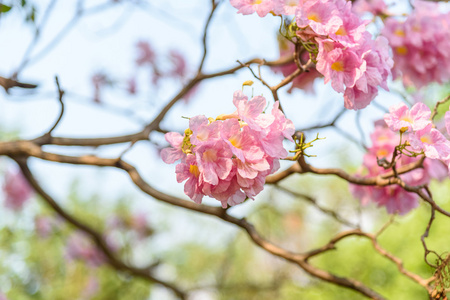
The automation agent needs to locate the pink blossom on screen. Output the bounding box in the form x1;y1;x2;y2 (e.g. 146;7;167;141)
350;123;442;215
232;91;275;131
162;91;294;207
328;1;367;46
195;141;233;186
176;155;205;204
230;0;276;17
2;169;33;211
135;40;156;66
65;232;106;267
189;115;221;147
382;3;450;88
161;132;185;164
272;0;299;15
35;216;57;238
384;102;431;132
316;43;363;93
409;124;450;160
221;119;264;162
295;0;343;36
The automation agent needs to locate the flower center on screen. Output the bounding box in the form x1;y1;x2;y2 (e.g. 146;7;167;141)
202;149;218;162
395;46;408;56
331;61;345;72
420;135;432;144
335;26;347;36
307;13;321;22
394;29;405;37
189;165;200;177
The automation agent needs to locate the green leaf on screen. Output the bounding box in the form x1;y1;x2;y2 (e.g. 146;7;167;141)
0;4;12;13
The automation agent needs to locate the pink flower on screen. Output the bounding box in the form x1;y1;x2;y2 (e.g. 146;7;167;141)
221;119;264;162
350;122;442;215
189;115;221;147
316;43;363;93
195;141;233;186
230;0;276;17
382;3;450;88
272;0;299;15
135;40;156;66
65;232;106;267
232;91;275;131
2;169;33;211
162;91;294;207
161;132;186;164
384;102;431;132
35;216;57;238
175;155;204;204
409;124;450;160
328;1;367;46
295;0;343;36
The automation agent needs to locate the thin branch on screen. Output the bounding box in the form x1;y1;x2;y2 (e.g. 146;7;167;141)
431;94;450;120
45;76;65;135
197;0;219;73
275;185;357;228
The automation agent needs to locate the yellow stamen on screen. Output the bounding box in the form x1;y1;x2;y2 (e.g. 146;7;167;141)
395;46;408;56
189;165;200;177
420;135;432;144
331;61;344;72
307;13;321;22
335;26;347;36
394;29;405;37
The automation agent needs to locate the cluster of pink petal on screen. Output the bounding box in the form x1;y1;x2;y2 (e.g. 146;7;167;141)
2;169;33;211
384;102;450;164
272;37;322;93
296;0;393;110
350;122;447;215
162;91;294;208
381;1;450;88
230;0;393;109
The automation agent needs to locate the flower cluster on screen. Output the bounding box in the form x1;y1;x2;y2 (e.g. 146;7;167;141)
350;121;447;215
382;1;450;88
384;102;450;164
230;0;393;110
162;91;294;208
